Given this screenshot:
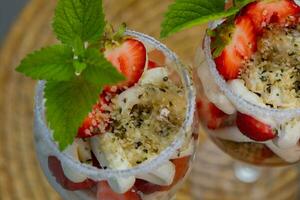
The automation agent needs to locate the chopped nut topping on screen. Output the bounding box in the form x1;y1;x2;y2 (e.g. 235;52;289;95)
241;24;300;108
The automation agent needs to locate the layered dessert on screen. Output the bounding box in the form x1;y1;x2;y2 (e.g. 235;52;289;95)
197;0;300;165
35;31;196;200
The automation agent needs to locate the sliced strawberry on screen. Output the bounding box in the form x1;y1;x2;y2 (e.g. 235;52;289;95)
104;38;146;87
134;156;190;194
77;93;112;138
97;181;141;200
213;15;257;80
242;0;300;31
196;98;229;130
148;60;159;69
207;102;230;129
236;112;276;141
134;179;162;195
233;15;257;58
48;156;96;191
214;45;244;80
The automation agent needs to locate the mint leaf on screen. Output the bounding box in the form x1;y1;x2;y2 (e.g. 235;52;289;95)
16;0;126;151
45;79;102;150
73;60;87;74
16;45;75;81
73;36;85;57
160;0;254;38
82;48;125;85
53;0;105;46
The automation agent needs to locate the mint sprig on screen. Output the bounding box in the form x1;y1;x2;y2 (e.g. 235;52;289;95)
160;0;255;38
53;0;105;47
16;0;125;150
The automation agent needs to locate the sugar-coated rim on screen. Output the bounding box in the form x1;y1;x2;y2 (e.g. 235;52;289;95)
34;30;196;180
204;21;300;122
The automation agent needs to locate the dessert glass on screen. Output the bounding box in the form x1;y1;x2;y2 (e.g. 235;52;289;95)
195;20;300;183
34;30;197;200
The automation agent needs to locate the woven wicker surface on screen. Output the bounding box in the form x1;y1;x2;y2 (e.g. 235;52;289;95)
1;0;300;200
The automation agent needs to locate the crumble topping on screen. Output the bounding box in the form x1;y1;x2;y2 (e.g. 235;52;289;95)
241;24;300;108
103;81;186;166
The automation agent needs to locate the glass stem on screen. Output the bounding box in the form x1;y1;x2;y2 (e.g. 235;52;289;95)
234;162;261;183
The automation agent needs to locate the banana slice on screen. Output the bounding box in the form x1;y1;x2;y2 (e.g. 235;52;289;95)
115;87;143;115
139;67;169;86
136;160;175;186
61;142;88;183
76;138;92;163
274;119;300;149
90;134;135;194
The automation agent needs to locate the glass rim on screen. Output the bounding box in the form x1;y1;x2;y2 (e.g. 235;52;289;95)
203;21;300;121
34;30;196;180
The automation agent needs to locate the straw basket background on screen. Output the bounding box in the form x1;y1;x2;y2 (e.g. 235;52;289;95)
1;0;300;200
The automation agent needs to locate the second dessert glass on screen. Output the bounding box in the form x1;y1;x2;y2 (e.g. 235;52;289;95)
34;30;197;200
193;18;300;199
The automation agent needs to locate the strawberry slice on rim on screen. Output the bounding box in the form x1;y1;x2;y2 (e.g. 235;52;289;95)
104;38;146;87
242;0;300;32
236;112;276;141
48;156;96;191
213;15;257;80
97;181;141;200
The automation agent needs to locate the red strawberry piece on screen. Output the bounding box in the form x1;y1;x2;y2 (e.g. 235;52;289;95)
242;0;300;32
48;156;96;191
236;112;276;141
196;98;229;130
97;181;141;200
214;15;257;80
214;45;244;80
207;102;230;129
148;60;159;69
133;179;162;195
77;92;113;138
134;156;190;194
104;38;146;87
165;156;190;189
233;16;257;58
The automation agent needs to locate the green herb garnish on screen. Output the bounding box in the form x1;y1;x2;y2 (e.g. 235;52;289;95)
160;0;255;38
16;0;125;150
